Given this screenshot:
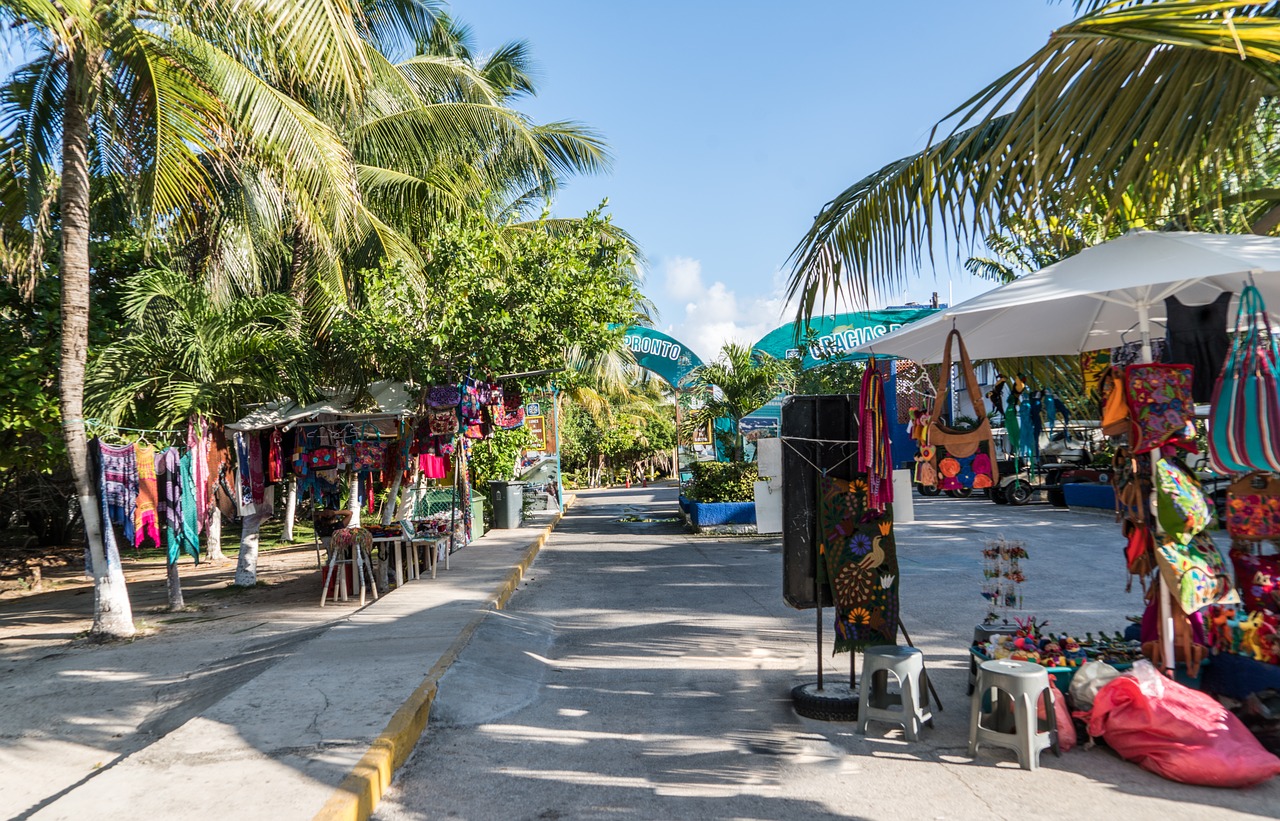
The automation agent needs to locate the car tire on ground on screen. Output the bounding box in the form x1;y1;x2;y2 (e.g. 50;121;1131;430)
1005;479;1034;506
918;484;941;497
791;683;859;722
947;487;974;499
990;483;1009;505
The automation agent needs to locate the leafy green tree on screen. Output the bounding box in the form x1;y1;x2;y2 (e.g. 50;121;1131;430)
328;209;642;388
787;0;1280;315
683;343;793;462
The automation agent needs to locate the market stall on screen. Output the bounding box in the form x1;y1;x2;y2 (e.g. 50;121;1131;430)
835;230;1280;779
226;377;535;602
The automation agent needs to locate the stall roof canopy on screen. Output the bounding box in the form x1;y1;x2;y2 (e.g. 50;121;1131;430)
850;231;1280;363
226;380;414;431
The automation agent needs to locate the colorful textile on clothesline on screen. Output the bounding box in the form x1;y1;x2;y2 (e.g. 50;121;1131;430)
187;416;209;533
134;445;161;550
234;433;255;515
819;475;899;652
858;359;894;513
176;451;201;564
97;440;138;545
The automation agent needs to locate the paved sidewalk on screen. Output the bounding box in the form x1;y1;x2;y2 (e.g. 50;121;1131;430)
2;506;568;821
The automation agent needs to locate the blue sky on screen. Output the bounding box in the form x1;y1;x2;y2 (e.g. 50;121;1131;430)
456;1;1076;358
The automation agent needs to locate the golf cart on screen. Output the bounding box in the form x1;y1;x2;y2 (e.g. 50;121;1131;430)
989;426;1102;506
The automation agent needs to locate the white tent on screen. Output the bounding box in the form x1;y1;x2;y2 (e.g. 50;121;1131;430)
853;231;1280;362
226;380;414;431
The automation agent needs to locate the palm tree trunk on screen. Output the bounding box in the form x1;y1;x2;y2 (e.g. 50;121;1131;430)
166;559;185;610
61;52;134;638
235;511;265;586
282;477;297;541
206;506;226;562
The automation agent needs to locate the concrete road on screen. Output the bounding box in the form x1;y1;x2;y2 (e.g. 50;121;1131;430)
375;485;1279;821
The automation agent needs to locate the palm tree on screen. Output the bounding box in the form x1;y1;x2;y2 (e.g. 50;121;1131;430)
0;0;397;638
683;343;793;462
85;266;314;429
787;0;1280;315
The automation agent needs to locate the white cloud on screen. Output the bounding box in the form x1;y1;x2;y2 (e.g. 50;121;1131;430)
653;256;800;363
662;256;705;301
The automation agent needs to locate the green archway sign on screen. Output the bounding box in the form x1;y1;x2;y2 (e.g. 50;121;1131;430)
622;327;704;386
752;307;939;370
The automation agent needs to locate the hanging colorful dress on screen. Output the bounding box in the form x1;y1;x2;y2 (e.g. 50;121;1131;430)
820;475;899;652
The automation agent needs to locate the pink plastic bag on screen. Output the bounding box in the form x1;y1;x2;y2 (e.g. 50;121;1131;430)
1037;683;1077;752
1088;661;1280;787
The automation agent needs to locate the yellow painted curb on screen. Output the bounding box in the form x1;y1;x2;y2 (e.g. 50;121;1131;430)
313;495;574;821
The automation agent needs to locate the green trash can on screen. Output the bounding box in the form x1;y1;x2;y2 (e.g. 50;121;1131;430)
490;480;524;529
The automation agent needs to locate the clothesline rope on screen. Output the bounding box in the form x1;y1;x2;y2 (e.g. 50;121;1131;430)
781;437;858;475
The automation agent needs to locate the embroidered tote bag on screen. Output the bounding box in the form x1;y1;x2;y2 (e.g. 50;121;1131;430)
350;441;386;473
1155;457;1211;545
923;329;998;491
428;408;459;436
1154;533;1238;614
1124;363;1194;453
1226;472;1280;542
427;384;461;409
1209;284;1280;473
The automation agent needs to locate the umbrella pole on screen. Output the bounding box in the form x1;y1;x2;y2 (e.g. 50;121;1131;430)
1139;302;1177;677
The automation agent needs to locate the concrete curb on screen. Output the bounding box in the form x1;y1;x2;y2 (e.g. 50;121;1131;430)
312;497;574;821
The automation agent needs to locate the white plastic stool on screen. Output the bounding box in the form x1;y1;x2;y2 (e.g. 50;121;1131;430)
857;645;934;741
968;659;1058;770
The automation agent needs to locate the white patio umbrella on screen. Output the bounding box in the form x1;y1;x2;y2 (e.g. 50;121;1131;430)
853;230;1280;363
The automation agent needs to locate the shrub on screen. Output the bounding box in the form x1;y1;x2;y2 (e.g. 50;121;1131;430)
685;461;758;503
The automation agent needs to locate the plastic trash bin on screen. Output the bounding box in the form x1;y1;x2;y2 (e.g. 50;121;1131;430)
490;480;524;529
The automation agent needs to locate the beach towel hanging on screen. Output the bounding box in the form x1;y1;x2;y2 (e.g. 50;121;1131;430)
922;329;998;491
819;475;899;652
1209;284;1280;473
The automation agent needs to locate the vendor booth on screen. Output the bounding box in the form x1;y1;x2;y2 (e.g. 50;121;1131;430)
784;231;1280;782
225;377;537;605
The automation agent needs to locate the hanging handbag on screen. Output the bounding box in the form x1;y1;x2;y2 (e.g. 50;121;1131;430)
1111;447;1152;535
1124;362;1194;453
1210;284;1280;473
493;386;526;429
1155;457;1211;545
1226;472;1280;541
923;329;998;491
1100;366;1131;438
1125;525;1156;577
305;447;337;470
428;408;459;436
1154;532;1238;614
427;384;461;409
350;441;386;472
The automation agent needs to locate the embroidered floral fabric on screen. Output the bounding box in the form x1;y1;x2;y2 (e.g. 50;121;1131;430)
1154;533;1238;614
1230;550;1280;615
1124;363;1194;453
819;475;898;652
